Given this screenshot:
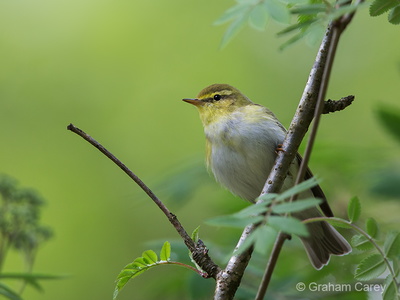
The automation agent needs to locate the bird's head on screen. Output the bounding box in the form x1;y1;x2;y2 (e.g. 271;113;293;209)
183;84;253;126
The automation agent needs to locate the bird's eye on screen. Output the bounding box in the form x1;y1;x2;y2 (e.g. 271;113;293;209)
213;94;221;101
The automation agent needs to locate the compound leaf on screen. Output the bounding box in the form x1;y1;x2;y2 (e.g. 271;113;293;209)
370;0;399;16
355;254;386;281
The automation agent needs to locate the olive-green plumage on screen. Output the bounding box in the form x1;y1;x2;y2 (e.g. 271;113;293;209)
183;84;351;269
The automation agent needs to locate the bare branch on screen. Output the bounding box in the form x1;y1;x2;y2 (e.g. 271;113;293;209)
66;123;221;278
323;96;354;114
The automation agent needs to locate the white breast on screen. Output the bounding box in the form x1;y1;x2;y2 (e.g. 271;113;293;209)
205;108;286;202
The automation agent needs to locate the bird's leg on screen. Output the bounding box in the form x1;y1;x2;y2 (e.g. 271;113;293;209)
275;144;285;154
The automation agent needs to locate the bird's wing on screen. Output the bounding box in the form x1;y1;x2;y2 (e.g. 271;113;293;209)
296;153;334;217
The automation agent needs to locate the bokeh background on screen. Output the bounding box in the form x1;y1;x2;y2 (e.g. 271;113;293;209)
1;0;399;299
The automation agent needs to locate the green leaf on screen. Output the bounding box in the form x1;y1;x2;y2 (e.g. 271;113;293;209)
263;0;290;24
285;0;309;4
235;201;269;218
329;2;364;20
207;197;273;228
355;254;386;281
220;13;248;49
114;245;173;299
271;198;321;214
142;250;158;264
233;226;261;256
0;282;23;300
0;273;64;293
393;256;400;274
268;215;309;237
383;274;398;300
347;196;361;223
351;234;374;251
365;217;379;238
248;4;269;30
376;105;400;142
255;193;277;204
206;214;264;228
0;273;64;280
275;177;320;201
324;218;353;229
253;225;278;255
214;3;249;26
114;265;147;299
160;241;171;261
278;18;316;36
370;0;399;16
384;231;400;259
279;31;307;50
305;22;325;46
290;4;327;15
388;5;400;24
132;257;147;267
191;226;200;243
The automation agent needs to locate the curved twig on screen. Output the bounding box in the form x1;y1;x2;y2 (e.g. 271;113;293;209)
67;123;220;278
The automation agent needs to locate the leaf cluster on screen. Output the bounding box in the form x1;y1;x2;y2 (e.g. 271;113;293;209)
370;0;400;24
113;179;324;299
114;241;207;299
349;198;400;299
312;196;400;300
214;0;366;49
0;175;52;263
0;174;57;299
113;180;400;299
206;177;322;255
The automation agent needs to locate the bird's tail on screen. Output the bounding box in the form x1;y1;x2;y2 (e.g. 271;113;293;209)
295;208;352;270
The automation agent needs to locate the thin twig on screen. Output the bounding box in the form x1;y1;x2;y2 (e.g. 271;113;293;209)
67;123;220;278
254;232;289;300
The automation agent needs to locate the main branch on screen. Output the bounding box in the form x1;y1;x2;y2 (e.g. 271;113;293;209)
214;8;358;300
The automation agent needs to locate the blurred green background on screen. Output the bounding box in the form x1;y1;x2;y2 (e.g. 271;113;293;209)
1;0;399;299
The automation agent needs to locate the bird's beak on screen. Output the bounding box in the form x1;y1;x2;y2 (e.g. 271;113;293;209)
182;98;204;106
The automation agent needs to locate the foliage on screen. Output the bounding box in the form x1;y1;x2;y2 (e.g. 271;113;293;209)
303;201;400;299
206;177;321;254
214;0;368;49
370;0;400;24
113;180;328;299
113;241;207;299
115;174;400;299
0;174;57;299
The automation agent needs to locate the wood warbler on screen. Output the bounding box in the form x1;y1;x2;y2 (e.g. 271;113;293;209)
183;83;351;269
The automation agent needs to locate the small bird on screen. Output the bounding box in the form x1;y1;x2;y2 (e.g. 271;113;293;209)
183;83;351;269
